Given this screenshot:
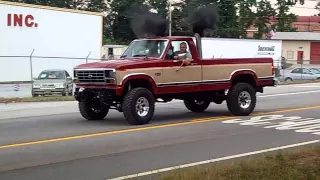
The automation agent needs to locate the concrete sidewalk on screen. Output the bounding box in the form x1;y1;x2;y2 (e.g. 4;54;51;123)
0;101;79;120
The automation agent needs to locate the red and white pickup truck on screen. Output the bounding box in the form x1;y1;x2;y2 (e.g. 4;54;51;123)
73;34;275;125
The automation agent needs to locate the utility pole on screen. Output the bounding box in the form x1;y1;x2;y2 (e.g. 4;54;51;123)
168;0;172;36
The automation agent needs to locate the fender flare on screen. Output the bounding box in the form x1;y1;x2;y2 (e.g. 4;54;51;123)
120;73;157;92
229;69;258;86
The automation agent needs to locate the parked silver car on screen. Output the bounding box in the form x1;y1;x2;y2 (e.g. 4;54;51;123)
280;67;320;81
32;69;73;97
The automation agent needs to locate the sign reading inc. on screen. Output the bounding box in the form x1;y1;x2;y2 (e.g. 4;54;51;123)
7;13;38;27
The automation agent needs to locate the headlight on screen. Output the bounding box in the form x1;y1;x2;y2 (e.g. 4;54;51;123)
55;83;65;88
109;71;116;78
105;70;116;79
33;84;40;88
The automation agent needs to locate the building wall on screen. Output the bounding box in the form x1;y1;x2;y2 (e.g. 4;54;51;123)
282;40;311;64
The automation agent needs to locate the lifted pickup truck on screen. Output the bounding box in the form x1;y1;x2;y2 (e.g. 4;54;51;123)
73;34;275;125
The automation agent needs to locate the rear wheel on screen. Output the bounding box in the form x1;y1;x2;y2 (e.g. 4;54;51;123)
122;87;155;125
78;98;109;121
184;99;210;112
226;82;256;116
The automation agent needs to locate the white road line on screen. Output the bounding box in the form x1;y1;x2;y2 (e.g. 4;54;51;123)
272;82;320;88
292;86;320;88
107;139;320;180
258;90;320;98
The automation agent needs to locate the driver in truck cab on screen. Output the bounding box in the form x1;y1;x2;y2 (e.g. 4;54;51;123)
173;42;193;65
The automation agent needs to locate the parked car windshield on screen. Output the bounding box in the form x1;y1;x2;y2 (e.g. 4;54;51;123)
38;71;65;79
120;39;168;59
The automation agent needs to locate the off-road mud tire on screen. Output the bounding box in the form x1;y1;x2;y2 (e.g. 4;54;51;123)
78;100;109;120
184;99;210;112
122;87;155;125
226;82;256;116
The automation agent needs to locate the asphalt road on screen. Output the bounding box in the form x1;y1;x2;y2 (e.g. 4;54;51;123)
0;83;320;180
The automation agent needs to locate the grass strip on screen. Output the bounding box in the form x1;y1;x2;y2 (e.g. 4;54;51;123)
0;96;75;103
161;145;320;180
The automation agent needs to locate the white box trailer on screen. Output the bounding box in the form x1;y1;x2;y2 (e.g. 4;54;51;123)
198;37;282;68
172;37;282;68
0;0;104;82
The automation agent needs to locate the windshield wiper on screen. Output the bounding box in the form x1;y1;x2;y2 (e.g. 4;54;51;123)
133;54;148;57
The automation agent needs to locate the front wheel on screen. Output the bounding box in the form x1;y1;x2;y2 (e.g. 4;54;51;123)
78;99;109;120
184;99;210;112
285;77;292;81
122;87;155;125
226;82;256;116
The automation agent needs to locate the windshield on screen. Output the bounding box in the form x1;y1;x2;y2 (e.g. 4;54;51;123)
38;71;65;79
121;39;168;58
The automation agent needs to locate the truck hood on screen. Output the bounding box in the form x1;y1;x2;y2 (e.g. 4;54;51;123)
74;58;159;70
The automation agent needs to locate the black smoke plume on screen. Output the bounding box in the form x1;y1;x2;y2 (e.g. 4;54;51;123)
187;4;219;37
125;4;169;38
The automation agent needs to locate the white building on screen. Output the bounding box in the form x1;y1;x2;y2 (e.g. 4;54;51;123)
0;0;104;82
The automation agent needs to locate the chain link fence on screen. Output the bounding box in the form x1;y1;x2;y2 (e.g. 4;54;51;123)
274;59;320;82
0;52;124;83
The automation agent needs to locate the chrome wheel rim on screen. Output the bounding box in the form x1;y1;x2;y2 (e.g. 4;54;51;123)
238;91;251;109
136;97;150;117
195;100;204;105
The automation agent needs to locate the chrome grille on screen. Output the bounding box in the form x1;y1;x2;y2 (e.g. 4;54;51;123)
76;70;106;83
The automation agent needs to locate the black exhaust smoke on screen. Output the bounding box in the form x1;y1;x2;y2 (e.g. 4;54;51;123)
187;4;219;37
125;4;169;38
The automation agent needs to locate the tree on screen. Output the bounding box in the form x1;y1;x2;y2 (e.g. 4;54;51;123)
106;0;146;44
253;0;276;39
85;0;107;12
285;0;304;5
170;2;190;36
237;0;257;38
274;0;297;32
213;0;241;38
148;0;168;18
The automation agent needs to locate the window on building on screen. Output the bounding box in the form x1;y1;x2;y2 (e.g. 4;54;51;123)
287;51;294;59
